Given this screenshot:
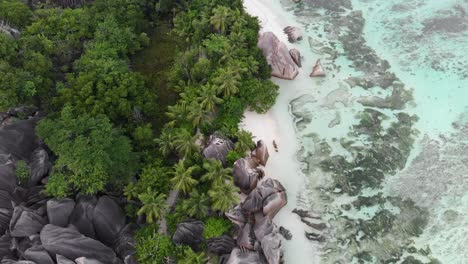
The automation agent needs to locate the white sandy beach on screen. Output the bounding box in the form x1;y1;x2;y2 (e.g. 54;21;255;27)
241;0;320;262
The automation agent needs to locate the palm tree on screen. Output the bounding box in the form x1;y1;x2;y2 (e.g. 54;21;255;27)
181;189;210;219
197;84;223;112
214;67;241;97
154;129;174;157
171;160;198;194
235;130;255;154
201;159;233;186
187;103;212;128
178;248;207;264
172;129;199;159
137;189;168;224
208;182;240;212
166;101;189;127
210;6;231;34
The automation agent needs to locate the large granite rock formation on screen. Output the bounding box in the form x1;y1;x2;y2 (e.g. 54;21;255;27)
70;195;98;239
258;32;299;80
226;248;264;264
40;224;121;264
207;235;236;255
233;158;264;194
92;196;126;246
29;148;51;186
289;49;302;67
172;220;204;251
202;135;234;166
251;140;269;166
47;198;75;228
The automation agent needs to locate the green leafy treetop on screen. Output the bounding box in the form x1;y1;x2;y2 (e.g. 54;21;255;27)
36;106;136;195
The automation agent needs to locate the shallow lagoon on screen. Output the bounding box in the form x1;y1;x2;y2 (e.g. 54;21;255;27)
244;0;468;263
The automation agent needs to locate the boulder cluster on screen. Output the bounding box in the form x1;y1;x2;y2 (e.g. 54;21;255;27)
0;108;136;264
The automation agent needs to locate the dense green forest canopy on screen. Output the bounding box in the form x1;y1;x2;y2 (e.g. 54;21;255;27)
0;0;278;262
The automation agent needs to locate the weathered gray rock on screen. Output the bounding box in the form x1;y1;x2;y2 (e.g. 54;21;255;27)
236;223;255;251
233;158;263;194
40;224;120;264
283;26;303;43
202;135;234;166
258;32;299;80
226;248;264;264
6;106;38;118
24;246;55;264
0;209;12;235
10;206;46;237
0;233;11;259
69;195;97;239
172;220;204;251
289;49;302;67
112;224;137;260
47;198;75;228
252;140;269;166
254;216;274;241
29;148;51;186
56;255;75;264
0;163;17;194
225;205;246;228
0;119;39;161
93;196;125;246
310;59;326;77
241;188;263;214
263;192;287;219
75;257;104;264
207;235;236;255
261;233;282;264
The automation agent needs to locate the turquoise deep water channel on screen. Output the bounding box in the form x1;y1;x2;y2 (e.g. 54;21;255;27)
253;0;468;263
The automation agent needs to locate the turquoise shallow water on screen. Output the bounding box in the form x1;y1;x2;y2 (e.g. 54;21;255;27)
273;0;468;263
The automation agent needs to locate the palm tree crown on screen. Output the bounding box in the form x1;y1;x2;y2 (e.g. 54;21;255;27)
208;182;240;212
171;160;199;194
201;159;233;186
181;189;210;219
137;189;168;224
172;129;200;159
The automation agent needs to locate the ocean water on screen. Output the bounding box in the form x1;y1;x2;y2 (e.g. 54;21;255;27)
245;0;468;263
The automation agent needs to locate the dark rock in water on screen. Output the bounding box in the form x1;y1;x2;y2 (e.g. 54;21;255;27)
6;106;38;119
93;196;126;246
112;223;137;260
75;257;104;264
233;158;263;194
305;231;325;242
40;224;120;264
283;26;303;43
202;135;234;166
69;195;97;239
172;220;204;251
47;198;75;228
289;49;302;67
279;226;292;240
29;148;51;186
56;255;76;264
226;247;264;264
261;233;282;264
9;206;46;237
251;140;269;166
258;32;299;80
310;59;326;77
24;245;55;264
292;208;321;219
206;235;236;255
0;119;39;161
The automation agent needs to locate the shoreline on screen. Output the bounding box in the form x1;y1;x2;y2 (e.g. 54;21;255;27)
241;0;320;262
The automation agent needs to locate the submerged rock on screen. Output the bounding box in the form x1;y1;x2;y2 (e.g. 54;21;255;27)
279;226;292;240
258;32;299;80
233;158;264;194
202;135;234;166
172;220;204;251
283;26;303;43
310;59;326;77
289;49;302;67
